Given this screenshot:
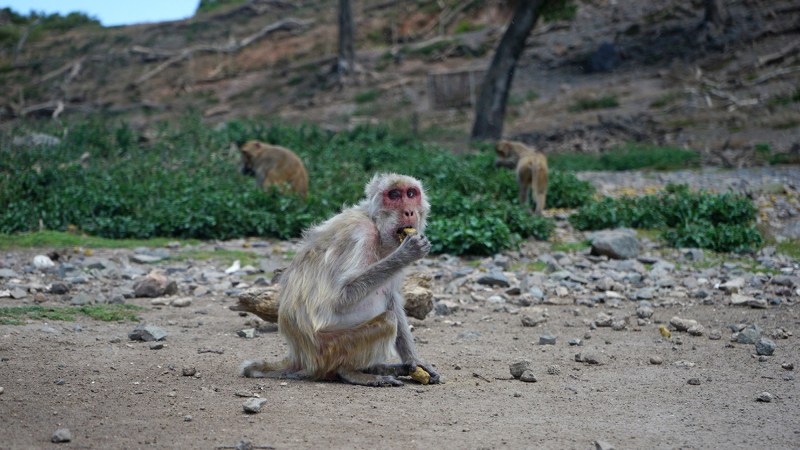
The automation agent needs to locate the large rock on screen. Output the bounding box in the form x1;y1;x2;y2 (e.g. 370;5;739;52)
133;271;177;298
590;229;641;260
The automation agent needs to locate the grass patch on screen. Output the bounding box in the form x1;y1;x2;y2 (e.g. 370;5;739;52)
354;89;382;104
549;144;701;172
172;248;260;266
0;231;195;250
649;91;681;109
0;304;144;325
568;96;619;112
551;241;591;253
776;239;800;259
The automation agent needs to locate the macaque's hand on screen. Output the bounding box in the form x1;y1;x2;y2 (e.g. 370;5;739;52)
396;234;431;263
405;359;440;384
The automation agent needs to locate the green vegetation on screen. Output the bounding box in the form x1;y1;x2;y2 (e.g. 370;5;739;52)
549;144;701;171
354;89;382;104
453;20;483;34
776;239;800;259
0;304;144;325
0;7;100;47
171;248;260;266
766;87;800;107
0;230;195;250
196;0;247;14
542;0;578;22
1;116;602;256
570;184;762;253
568;96;619;112
551;241;591;253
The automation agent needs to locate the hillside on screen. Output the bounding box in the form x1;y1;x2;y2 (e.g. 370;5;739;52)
1;0;799;162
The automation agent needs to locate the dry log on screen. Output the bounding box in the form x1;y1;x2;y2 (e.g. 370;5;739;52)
230;272;435;322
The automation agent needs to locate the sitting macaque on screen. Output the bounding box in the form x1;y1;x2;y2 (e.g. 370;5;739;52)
494;139;548;215
238;140;309;198
240;173;440;387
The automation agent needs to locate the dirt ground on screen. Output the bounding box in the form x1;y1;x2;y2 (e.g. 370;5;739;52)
1;249;798;449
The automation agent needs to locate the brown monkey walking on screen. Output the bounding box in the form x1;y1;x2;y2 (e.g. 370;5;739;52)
240;173;440;387
238;140;309;198
494;140;548;215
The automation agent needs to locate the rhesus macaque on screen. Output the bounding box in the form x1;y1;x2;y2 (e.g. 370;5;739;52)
238;140;309;198
494;139;548;215
240;173;440;387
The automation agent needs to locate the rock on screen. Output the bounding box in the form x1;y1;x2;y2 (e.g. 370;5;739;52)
519;370;538;382
782;362;794;370
182;367;197;377
237;328;257;339
708;329;722;340
594;313;613;327
539;335;557;345
243;397;268;414
131;254;164;264
521;315;546;327
33;255;55;270
69;293;94;306
170;297;192;307
49;283;70;295
586;41;620;73
755;338;776;356
404;286;434;320
756;392;774;402
575;353;603;365
434;300;459;316
509;360;532;379
51;428;72;443
477;271;510;288
128;324;168;342
590;229;641;260
719;278;745;294
669;317;698;332
635;288;656;300
736;325;761;345
687;324;705;336
133;272;177;298
649;356;663;365
10;288;27;299
636;305;654;319
747;298;768;309
0;268;19;278
730;294;753;306
687;378;701;385
595;440;615;450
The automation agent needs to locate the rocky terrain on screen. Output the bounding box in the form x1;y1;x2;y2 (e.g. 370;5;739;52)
1;168;798;449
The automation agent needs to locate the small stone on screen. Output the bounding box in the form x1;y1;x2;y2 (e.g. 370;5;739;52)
575;353;603;365
33;255;55;270
782;362;794;370
687;378;701;385
51;428;72;443
594;313;613;327
546;365;561;375
131;254;164;264
595;440;615;450
237;328;257;339
736;326;761;345
669;316;698;332
611;320;626;331
10;288;27;299
636;305;654;319
128;324;168;342
182;367;197;377
687;324;705;336
521;315;546;327
756;392;774;402
476;271;510;288
171;297;192;307
719;277;745;294
755;338;776;356
568;338;582;346
184;415;193;422
49;283;70;295
519;370;538;382
650;356;663;365
243;397;268;414
509;360;532;379
149;343;164;350
708;329;722;340
539;335;557;345
747;298;768;309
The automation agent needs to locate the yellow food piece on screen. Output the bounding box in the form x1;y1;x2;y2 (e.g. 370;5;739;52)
397;227;417;242
409;366;430;385
658;325;671;338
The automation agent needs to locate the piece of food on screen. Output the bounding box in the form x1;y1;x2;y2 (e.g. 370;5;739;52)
658;324;671;338
397;227;417;242
409;366;430;385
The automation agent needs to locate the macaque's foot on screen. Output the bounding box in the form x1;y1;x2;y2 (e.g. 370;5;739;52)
337;368;403;387
406;360;441;384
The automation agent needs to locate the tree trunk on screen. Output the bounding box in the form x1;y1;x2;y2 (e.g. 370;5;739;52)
337;0;355;76
470;0;548;142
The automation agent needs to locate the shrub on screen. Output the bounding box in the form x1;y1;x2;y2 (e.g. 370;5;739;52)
568;96;619;112
570;184;761;253
1;116;599;255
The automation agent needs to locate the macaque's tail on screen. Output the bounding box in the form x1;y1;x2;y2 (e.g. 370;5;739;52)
239;358;304;379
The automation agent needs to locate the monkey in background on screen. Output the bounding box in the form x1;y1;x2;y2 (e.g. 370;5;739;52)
494;139;548;216
238;140;309;198
240;173;440;387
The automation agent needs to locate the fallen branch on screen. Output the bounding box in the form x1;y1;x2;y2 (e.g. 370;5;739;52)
133;18;313;85
757;41;800;67
743;65;800;86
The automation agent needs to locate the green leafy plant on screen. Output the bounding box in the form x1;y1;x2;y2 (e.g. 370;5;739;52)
0;304;144;325
568;96;619;112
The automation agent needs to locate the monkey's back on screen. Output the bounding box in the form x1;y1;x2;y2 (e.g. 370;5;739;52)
517;152;548;192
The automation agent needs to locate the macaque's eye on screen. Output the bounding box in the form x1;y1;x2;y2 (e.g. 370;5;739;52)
388;189;402;200
407;188;417;198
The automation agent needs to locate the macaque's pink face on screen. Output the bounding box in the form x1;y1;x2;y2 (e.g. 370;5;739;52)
382;183;422;229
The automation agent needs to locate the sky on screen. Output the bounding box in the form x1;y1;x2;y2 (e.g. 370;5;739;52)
1;1;199;26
